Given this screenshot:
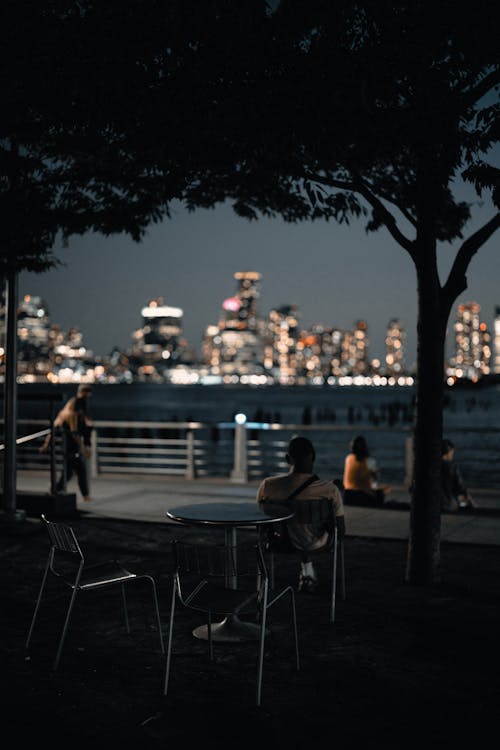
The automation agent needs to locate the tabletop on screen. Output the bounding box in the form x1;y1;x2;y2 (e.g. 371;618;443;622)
166;501;293;526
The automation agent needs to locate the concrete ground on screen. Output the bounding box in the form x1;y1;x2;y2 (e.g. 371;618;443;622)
15;470;500;546
2;471;500;748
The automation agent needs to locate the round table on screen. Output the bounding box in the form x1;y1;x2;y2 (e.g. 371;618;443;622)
166;501;294;642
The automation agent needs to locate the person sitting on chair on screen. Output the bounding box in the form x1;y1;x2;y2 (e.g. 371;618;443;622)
256;436;345;593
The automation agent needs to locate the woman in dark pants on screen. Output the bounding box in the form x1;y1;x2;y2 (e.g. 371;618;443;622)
40;395;93;502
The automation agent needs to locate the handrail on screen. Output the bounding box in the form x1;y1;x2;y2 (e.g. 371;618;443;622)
7;418;500;489
0;428;50;451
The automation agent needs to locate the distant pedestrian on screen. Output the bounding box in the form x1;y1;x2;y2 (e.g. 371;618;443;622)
440;438;478;512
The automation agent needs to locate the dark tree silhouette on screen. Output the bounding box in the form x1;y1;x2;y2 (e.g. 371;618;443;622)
141;0;498;583
2;2;498;585
0;1;194;515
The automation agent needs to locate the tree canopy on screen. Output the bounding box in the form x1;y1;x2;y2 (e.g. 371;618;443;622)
137;0;499;583
2;1;499;580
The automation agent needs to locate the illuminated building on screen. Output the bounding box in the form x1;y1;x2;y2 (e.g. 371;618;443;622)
384;318;406;376
16;294;52;375
204;272;266;377
295;325;334;382
131;297;188;377
230;271;261;331
340;320;369;375
317;326;344;378
265;305;299;383
449;301;491;380
50;325;94;381
494;307;500;375
0;292;95;382
1;293;51;377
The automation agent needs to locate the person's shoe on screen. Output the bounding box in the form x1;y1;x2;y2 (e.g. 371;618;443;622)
298;574;318;593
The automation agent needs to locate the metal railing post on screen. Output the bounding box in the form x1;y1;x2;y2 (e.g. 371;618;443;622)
49;402;57;494
90;429;98;479
185;430;195;480
404;435;414;489
61;431;68;492
230;418;248;483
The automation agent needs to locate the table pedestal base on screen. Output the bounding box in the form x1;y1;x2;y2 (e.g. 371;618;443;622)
193;615;268;642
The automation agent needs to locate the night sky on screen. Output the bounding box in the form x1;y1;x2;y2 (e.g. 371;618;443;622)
18;184;499;366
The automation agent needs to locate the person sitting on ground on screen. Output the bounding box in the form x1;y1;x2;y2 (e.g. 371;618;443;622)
256;436;345;593
343;434;391;506
441;438;478;512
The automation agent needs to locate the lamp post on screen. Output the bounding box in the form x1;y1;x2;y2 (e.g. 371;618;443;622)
230;413;248;483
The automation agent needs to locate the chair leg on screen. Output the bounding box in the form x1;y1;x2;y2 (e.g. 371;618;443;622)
339;539;346;600
289;588;300;671
53;586;80;671
26;560;50;649
330;532;338;624
163;582;177;696
148;577;165;654
207;611;214;661
121;583;130;633
256;599;268;707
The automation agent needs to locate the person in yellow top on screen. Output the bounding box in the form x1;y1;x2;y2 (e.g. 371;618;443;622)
343;435;391;506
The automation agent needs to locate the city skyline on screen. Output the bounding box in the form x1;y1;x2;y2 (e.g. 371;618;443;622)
18;191;499;364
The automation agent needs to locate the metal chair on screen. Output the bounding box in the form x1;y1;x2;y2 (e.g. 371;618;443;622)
163;536;300;707
26;514;165;670
263;497;346;623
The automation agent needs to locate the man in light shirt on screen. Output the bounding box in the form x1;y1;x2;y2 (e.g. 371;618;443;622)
257;436;345;592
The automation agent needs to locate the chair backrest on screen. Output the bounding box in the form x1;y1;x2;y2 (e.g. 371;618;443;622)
289;497;336;528
172;537;267;597
41;514;83;558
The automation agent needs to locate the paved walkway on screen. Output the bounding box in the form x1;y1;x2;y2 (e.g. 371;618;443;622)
15;470;500;546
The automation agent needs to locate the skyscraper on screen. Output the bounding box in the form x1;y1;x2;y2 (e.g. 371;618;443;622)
450;301;491;380
494;306;500;375
266;305;299;383
341;320;369;375
385;318;406;376
131;297;185;372
205;272;265;377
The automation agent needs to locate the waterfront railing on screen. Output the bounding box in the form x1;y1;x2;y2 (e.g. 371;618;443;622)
3;417;413;487
4;418;499;489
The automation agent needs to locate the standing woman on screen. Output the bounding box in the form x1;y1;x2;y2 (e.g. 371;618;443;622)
342;435;391;506
40;395;93;502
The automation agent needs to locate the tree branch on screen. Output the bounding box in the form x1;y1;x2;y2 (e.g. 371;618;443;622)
368;184;418;230
304;171;356;192
442;211;500;309
306;171;416;259
462;68;500;109
353;178;416;259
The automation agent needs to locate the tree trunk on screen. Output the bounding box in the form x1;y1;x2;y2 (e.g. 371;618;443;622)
405;257;447;585
1;271;19;516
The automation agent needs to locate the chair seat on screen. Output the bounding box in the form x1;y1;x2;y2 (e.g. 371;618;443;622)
75;562;138;590
183;580;259;616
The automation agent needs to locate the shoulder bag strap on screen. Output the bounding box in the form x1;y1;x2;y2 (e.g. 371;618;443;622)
286;474;319;504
